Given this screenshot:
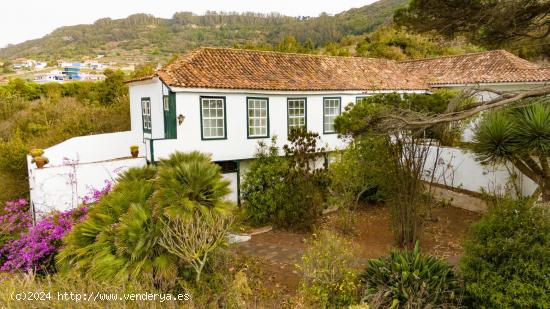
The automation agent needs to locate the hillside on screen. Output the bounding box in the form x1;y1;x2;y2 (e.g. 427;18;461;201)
0;0;409;62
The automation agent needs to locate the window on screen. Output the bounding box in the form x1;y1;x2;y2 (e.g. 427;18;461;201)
141;97;151;133
247;97;269;138
356;96;370;104
200;97;226;140
323;97;341;134
163;96;169;111
287;98;306;133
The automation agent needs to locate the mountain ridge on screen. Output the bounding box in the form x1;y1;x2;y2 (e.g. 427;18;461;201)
0;0;409;61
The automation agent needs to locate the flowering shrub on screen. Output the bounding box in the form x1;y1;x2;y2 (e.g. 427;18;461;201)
0;181;113;274
0;207;87;273
81;180;113;205
0;199;32;242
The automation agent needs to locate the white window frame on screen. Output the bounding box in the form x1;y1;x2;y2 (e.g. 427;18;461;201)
287;98;306;133
200;97;226;140
323;97;341;134
247;97;269;138
163;96;169;111
141;97;152;133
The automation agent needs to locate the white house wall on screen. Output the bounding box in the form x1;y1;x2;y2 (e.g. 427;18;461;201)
129;78;164;139
222;172;238;203
152;92;363;162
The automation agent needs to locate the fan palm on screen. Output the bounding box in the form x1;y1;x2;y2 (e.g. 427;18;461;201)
155;151;233;220
472;101;550;202
58;152;235;286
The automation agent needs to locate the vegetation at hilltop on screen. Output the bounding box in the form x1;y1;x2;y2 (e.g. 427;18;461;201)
0;0;483;65
0;0;408;61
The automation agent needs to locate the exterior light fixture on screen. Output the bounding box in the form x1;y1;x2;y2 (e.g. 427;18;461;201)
177;114;185;125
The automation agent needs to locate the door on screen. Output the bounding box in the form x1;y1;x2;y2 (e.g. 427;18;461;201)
163;92;177;139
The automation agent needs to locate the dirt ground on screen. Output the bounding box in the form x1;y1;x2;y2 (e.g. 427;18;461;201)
235;203;481;296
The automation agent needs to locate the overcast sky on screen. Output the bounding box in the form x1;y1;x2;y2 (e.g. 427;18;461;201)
0;0;376;48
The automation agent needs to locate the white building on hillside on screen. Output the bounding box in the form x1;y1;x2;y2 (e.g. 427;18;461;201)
27;48;550;216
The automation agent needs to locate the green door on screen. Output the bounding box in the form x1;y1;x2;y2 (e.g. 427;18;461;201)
163;92;177;139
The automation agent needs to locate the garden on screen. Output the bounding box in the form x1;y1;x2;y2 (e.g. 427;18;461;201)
0;92;549;308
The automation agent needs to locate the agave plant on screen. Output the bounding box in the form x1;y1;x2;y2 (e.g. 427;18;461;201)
359;242;462;308
472;101;550;202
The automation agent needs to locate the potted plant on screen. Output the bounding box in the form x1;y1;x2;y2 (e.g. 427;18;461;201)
29;149;44;158
130;145;139;158
33;156;49;169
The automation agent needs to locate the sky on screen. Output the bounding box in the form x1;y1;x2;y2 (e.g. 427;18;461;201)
0;0;376;48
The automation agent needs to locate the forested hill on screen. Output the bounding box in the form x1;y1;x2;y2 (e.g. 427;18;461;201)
0;0;408;61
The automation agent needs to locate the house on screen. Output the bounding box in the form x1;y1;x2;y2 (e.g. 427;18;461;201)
27;48;550;216
34;70;64;83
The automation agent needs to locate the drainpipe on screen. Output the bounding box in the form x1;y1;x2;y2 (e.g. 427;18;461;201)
236;160;241;206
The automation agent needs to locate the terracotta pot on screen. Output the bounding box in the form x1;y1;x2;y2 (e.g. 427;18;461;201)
131;150;139;158
36;160;46;169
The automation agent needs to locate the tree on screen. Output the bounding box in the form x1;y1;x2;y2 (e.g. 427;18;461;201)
1;61;14;74
131;63;156;79
97;69;127;105
394;0;550;49
471;102;550;202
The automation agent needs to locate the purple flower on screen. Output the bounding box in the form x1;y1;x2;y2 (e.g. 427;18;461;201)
0;199;32;237
81;180;113;205
0;207;88;274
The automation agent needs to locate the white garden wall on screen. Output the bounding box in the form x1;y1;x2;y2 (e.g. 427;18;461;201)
27;130;147;217
29;158;146;217
39;131;144;165
424;145;538;197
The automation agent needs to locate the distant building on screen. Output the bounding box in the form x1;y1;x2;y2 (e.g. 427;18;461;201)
80;72;106;81
13;59;47;70
63;66;81;80
34;70;64;83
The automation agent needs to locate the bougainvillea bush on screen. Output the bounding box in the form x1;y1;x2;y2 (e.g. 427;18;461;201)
0;181;113;274
0;207;87;273
0;198;32;249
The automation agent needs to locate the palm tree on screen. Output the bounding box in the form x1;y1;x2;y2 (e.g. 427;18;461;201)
472;102;550;202
58;152;234;286
155;151;233;219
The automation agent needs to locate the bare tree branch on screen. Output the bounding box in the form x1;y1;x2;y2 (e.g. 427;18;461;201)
381;85;550;129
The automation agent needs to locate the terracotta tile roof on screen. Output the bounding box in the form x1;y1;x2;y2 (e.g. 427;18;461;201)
150;47;427;91
127;48;550;90
399;50;550;85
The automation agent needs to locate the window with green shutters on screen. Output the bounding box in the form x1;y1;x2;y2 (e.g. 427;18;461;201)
200;97;226;140
323;97;341;134
287;98;306;132
247;97;269;138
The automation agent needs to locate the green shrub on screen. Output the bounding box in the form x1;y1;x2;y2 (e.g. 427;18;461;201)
298;230;360;308
329;136;388;209
460;199;550;308
275;169;324;229
240;139;289;226
359;243;463;308
241;131;327;230
58;152;234;287
0;131;28;176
